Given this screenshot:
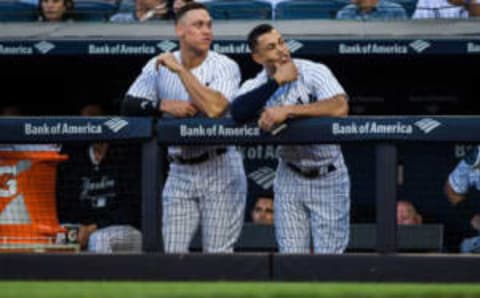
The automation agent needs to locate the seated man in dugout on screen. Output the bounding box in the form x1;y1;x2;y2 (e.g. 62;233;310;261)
56;103;142;253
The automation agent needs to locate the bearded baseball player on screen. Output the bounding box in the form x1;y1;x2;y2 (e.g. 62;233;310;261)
231;24;351;254
122;3;246;253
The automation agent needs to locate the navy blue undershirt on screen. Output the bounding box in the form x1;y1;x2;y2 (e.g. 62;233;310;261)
230;78;279;123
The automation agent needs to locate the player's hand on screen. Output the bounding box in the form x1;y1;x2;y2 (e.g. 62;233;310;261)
156;53;184;73
160;100;198;118
139;2;167;21
258;106;289;132
152;2;168;17
78;224;97;250
272;61;298;85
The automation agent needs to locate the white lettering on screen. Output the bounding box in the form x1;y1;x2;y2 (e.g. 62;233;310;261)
24;122;102;135
0;44;33;55
88;44;156;55
339;43;408;55
332;121;413;135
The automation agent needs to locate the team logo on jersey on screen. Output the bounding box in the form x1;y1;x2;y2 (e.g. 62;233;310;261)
104;118;128;133
409;40;431;53
34;41;55;54
414;118;441;134
287;40;303;53
248;167;275;190
157;40;177;53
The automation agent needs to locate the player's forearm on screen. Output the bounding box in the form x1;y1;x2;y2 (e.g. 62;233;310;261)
444;181;467;205
177;68;228;118
285;95;349;118
231;79;279;123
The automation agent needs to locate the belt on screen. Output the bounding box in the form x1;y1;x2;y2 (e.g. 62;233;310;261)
169;148;227;165
286;162;336;179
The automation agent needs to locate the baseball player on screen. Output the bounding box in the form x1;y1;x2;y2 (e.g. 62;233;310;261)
121;3;246;253
445;146;480;205
444;145;480;252
231;24;351;254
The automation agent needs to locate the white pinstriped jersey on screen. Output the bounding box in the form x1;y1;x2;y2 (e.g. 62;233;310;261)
449;160;480;194
127;50;241;158
236;58;347;168
413;0;470;19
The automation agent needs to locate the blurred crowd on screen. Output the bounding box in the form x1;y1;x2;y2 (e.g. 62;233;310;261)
1;0;479;23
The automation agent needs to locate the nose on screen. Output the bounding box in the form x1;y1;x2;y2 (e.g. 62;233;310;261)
202;26;212;35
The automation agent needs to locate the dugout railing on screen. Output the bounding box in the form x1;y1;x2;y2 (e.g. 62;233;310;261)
1;116;480;282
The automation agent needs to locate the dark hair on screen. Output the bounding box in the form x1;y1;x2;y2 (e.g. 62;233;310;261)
38;0;74;22
174;2;208;24
247;23;274;52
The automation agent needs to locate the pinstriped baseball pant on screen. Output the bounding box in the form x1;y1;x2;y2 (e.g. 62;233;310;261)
274;157;350;254
162;149;247;253
88;225;142;253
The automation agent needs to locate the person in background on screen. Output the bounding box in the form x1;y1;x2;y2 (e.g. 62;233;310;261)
336;0;407;20
57;103;142;253
251;197;274;225
444;145;480;252
110;0;168;22
413;0;480;18
397;200;423;225
38;0;74;22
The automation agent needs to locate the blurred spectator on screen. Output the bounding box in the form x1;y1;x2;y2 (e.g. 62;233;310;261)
412;0;479;18
448;0;480;16
251;197;274;225
57;103;142;253
38;0;74;22
336;0;408;20
110;0;168;22
173;0;194;15
397;200;423;225
444;145;480;252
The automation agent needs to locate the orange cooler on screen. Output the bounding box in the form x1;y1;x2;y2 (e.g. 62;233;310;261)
0;150;68;245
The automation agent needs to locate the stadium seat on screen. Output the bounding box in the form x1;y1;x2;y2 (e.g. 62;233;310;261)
275;0;348;20
204;0;272;20
0;0;36;22
73;0;117;22
390;0;418;17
